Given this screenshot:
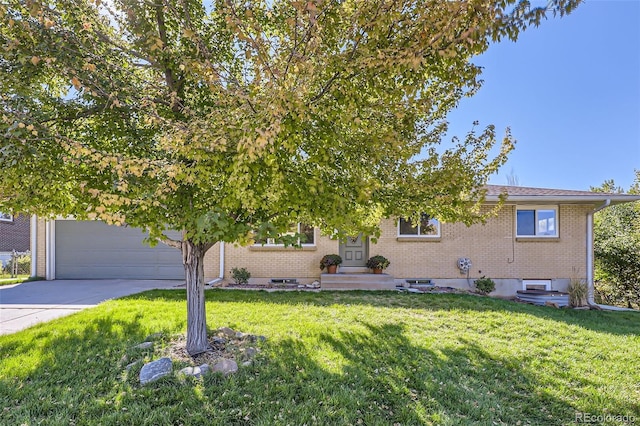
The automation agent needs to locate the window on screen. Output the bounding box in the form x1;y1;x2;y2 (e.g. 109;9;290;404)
522;280;552;291
255;223;315;246
516;207;557;237
398;214;440;237
0;212;13;222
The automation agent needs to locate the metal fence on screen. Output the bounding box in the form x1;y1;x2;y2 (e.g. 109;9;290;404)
2;250;31;277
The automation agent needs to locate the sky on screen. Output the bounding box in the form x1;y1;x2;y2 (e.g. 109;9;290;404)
445;0;640;192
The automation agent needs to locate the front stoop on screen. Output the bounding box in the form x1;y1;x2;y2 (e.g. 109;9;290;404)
320;273;395;290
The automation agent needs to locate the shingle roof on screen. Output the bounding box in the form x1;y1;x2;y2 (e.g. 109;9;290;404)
483;185;640;204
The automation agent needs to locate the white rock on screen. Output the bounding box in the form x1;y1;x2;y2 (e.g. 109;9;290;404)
178;363;210;378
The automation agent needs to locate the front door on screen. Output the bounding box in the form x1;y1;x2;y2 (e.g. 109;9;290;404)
339;234;368;267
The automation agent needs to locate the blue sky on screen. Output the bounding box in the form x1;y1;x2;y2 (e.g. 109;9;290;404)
445;0;640;191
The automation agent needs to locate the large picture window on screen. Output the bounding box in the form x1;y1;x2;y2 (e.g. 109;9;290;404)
516;207;558;237
0;212;13;222
254;223;315;246
398;214;440;238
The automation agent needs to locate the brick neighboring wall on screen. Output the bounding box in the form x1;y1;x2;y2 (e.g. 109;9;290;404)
0;215;30;252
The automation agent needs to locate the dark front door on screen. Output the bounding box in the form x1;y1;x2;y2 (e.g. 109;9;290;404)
339;234;368;267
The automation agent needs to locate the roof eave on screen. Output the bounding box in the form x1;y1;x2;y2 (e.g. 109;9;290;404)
484;195;640;205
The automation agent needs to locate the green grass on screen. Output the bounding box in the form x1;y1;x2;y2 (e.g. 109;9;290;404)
1;290;639;425
0;274;33;286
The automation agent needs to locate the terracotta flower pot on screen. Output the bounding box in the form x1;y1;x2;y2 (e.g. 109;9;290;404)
373;268;383;274
327;265;338;274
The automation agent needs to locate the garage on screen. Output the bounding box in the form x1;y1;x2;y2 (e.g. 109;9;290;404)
55;220;184;279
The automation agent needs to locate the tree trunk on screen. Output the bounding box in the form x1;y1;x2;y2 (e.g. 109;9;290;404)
183;239;210;356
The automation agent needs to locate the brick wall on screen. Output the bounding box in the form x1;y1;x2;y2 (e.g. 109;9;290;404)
203;203;592;283
0;214;30;252
36;219;46;277
203;242;221;280
204;228;339;283
36;203;593;285
372;204;590;281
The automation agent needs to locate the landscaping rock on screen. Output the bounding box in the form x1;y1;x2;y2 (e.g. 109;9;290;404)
235;331;246;339
178;364;210;378
218;327;235;337
145;333;164;342
139;357;173;385
212;359;238;376
242;347;258;361
246;334;267;343
134;341;154;350
212;337;226;345
242;361;252;367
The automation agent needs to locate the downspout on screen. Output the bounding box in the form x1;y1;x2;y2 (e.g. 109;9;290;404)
207;242;225;285
587;199;611;304
30;215;37;278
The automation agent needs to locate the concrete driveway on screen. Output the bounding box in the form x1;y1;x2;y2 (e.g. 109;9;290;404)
0;279;184;335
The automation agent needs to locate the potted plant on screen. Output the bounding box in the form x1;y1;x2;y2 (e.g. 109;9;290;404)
366;255;390;274
320;254;342;274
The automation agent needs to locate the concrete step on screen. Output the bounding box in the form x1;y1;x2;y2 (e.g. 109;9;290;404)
320;273;395;291
338;266;369;274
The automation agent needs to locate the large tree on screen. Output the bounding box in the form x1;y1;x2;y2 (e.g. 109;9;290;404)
1;0;580;354
592;172;640;309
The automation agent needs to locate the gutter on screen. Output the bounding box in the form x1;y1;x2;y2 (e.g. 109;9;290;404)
586;199;611;304
207;241;225;285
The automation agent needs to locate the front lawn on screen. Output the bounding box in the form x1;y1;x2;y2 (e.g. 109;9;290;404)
0;274;33;286
1;290;638;425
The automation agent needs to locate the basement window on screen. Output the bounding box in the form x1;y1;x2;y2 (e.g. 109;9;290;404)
522;280;552;291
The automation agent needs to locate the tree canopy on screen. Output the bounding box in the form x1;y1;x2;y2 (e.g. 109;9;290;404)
1;0;581;353
592;171;640;309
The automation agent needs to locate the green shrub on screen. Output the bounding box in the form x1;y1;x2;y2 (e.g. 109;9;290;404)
319;254;342;270
568;279;588;307
231;267;251;285
366;255;390;270
474;276;496;295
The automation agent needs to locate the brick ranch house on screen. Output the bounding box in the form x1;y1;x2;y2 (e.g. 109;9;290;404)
0;213;31;268
32;185;640;298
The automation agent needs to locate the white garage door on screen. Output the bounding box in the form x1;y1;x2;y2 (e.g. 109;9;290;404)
55;221;184;279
